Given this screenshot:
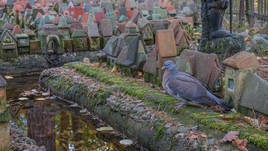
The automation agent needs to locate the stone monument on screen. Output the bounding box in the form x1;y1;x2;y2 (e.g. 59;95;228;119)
198;0;245;62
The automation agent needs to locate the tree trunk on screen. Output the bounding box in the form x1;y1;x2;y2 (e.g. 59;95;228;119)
239;0;245;27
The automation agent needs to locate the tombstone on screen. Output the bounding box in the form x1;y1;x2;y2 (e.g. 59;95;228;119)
71;30;88;52
175;29;190;50
15;34;30;54
38;24;64;55
118;7;127;17
125;21;139;33
125;0;136;10
176;50;223;91
94;11;105;24
119;15;128;22
137;17;153;44
99;19;113;47
12;25;22;35
143;29;177;80
58;16;70;33
70;20;83;33
116;35;148;70
87;23;100;50
0;29;18;60
198;0;245;62
223;52;261;114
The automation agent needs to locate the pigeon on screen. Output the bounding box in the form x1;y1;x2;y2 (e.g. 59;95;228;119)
162;60;233;110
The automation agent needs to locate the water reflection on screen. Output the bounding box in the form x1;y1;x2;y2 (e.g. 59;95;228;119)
27;101;56;151
7;76;142;151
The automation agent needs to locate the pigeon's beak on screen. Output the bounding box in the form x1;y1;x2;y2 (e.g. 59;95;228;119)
162;66;166;70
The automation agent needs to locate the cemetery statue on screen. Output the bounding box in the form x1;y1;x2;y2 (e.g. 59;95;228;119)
199;0;245;62
201;0;231;39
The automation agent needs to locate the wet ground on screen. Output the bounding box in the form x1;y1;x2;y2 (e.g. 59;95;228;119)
6;76;143;151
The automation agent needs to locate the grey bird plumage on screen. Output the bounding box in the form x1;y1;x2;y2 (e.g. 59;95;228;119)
162;60;233;110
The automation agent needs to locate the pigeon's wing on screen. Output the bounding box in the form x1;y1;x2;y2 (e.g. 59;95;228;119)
169;75;217;105
167;75;204;100
170;74;207;100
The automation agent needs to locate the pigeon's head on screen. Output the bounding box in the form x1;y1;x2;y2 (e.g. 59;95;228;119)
162;61;176;71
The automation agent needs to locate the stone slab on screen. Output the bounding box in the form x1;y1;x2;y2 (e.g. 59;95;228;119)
240;72;268;115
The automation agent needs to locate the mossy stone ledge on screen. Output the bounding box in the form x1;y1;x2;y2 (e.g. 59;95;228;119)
39;62;268;150
198;34;245;63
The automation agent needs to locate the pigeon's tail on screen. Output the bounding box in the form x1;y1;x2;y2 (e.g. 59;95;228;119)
206;91;233;110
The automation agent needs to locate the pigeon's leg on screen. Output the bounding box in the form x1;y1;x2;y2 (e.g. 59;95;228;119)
176;102;185;110
175;95;187;110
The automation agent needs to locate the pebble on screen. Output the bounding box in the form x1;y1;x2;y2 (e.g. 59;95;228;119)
10;122;45;151
208;138;215;145
191;125;198;131
177;126;189;133
165;123;173;128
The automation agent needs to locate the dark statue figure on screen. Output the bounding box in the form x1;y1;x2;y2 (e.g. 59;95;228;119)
201;0;231;39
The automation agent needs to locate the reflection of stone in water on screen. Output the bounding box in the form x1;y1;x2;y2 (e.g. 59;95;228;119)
27;101;56;151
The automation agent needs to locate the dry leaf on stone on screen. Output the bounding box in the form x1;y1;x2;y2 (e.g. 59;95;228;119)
201;134;207;138
258;115;268;131
232;138;248;151
189;135;198;139
111;66;117;73
221;131;239;143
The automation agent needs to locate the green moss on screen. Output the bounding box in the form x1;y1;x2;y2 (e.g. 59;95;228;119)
154;123;167;140
44;62;268;149
0;109;11;122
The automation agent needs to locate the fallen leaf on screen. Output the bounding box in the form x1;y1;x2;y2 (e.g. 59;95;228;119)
42;92;50;96
80;109;87;114
201;134;207;138
232;138;248;151
221;131;239;143
242;116;259;128
35;98;46;101
96;127;113;131
244;37;250;42
18;97;29;101
4;75;13;79
83;58;90;64
111;66;117;73
258;115;268;131
189;135;198;139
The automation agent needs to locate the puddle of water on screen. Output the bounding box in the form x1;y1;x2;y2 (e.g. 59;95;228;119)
6;76;143;151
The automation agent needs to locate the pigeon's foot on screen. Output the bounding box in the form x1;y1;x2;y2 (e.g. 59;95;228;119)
175;102;186;110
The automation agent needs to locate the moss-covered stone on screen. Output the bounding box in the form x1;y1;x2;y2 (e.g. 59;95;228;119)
62;62;268;150
198;34;245;63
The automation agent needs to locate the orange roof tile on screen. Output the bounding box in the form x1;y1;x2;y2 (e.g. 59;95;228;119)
223;52;259;69
0;0;7;6
12;25;22;35
155;29;176;58
14;4;23;12
166;5;174;11
127;10;133;19
81;12;89;25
